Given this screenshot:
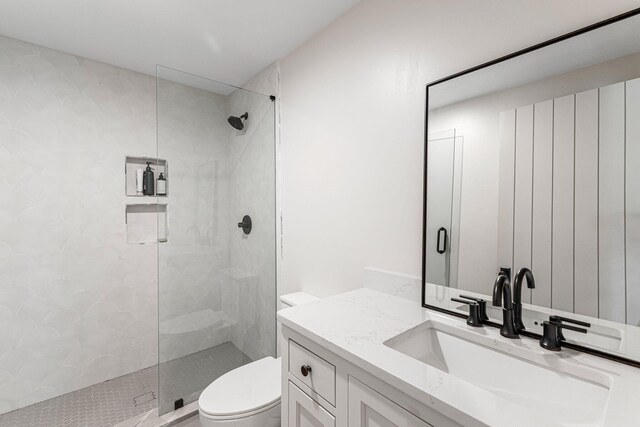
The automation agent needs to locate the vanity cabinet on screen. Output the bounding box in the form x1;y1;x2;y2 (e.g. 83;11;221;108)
288;381;335;427
348;376;433;427
281;325;461;427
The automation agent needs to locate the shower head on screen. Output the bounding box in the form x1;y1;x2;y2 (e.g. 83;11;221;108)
228;112;248;130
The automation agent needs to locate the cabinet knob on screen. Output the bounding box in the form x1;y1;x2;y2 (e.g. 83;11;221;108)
300;365;312;377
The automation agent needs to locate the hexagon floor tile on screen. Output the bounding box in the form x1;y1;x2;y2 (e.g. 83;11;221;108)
0;342;251;427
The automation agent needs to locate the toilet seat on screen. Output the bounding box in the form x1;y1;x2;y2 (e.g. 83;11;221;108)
199;356;281;420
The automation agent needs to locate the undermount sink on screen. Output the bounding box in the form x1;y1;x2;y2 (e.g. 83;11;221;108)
384;321;611;426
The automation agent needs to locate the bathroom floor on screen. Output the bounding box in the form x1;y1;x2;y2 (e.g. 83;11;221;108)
0;366;157;427
159;342;252;413
0;342;251;427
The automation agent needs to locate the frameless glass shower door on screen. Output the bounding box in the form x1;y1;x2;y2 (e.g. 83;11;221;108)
156;66;276;414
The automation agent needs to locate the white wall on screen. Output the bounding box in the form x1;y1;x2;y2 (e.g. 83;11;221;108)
278;0;640;298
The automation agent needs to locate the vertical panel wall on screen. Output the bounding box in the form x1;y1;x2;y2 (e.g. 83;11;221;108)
627;78;640;327
532;100;554;308
552;94;575;313
574;89;599;317
599;83;626;323
498;79;640;323
513;105;534;303
498;110;516;279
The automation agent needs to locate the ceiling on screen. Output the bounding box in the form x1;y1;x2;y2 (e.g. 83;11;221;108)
0;0;360;90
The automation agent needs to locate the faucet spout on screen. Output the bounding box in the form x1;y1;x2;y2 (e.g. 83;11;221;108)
514;267;535;303
492;273;518;338
513;268;535;331
492;274;513;310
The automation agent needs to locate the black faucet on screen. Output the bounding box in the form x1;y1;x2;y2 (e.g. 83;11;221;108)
513;268;535;331
492;273;519;338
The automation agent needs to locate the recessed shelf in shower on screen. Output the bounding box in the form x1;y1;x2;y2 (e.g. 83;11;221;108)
125;156;168;197
125;204;168;245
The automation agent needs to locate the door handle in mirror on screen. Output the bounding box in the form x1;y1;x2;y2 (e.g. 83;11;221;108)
437;227;448;254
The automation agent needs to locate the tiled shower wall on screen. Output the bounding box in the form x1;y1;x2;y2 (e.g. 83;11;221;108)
225;67;277;361
0;35;158;413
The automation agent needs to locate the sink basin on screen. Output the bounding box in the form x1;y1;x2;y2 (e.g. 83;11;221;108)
384;321;611;426
455;303;622;351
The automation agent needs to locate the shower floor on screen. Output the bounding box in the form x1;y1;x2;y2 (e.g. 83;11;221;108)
0;342;251;427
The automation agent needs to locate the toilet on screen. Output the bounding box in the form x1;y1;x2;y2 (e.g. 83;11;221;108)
198;292;319;426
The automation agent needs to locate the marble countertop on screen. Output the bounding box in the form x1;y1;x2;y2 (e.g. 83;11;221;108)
277;288;640;427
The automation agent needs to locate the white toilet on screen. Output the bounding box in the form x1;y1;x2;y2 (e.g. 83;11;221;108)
198;292;318;426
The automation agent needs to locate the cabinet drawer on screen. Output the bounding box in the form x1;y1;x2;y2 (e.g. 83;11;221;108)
288;340;336;405
288;381;335;427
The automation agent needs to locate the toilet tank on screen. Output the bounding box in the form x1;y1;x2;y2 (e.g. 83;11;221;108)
279;292;319;310
277;292;319;358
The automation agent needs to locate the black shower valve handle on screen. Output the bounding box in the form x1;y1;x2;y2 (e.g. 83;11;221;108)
238;215;252;235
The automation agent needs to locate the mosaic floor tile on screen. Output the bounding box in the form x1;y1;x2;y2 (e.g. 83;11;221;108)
0;342;251;427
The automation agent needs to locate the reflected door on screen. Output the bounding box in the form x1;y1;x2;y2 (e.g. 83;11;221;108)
426;132;462;287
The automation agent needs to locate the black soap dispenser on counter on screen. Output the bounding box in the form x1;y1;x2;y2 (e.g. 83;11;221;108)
143;162;155;195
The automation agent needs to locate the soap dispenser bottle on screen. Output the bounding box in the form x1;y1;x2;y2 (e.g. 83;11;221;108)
157;173;166;196
143;162;155;195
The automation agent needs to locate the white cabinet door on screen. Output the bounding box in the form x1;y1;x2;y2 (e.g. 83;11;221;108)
348;377;433;427
288;381;335;427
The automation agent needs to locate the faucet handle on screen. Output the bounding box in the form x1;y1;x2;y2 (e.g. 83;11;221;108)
451;298;483;327
549;315;590;341
549;315;591;327
540;320;588;351
459;295;490;322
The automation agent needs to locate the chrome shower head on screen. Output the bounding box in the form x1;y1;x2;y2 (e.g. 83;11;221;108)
228;112;248;130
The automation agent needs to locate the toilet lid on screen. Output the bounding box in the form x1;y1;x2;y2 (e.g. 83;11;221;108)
199;356;281;417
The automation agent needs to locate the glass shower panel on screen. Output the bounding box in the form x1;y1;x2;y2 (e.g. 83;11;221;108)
156;66;276;414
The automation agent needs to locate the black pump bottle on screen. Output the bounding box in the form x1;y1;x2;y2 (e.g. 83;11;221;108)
143;162;155;195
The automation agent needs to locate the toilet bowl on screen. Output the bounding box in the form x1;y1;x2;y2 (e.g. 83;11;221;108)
198;292;318;427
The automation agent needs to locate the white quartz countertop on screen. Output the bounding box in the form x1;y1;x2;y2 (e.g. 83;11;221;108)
277;288;640;427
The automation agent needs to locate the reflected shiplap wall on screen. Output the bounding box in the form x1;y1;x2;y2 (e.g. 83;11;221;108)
0;35;158;413
497;78;640;326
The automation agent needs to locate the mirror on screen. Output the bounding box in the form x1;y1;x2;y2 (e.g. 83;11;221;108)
423;8;640;364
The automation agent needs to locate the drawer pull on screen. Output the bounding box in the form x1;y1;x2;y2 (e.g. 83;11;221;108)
300;365;312;377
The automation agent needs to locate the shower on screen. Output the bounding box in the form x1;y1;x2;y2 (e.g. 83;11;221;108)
228;112;248;130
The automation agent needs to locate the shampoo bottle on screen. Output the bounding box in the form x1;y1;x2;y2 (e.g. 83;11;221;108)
143;162;154;195
136;168;144;195
157;173;166;196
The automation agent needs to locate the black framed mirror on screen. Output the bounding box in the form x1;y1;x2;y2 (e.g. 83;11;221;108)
422;7;640;367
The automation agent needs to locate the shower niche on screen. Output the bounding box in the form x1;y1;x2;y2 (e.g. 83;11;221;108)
126;204;168;244
125;156;168;196
125;156;169;244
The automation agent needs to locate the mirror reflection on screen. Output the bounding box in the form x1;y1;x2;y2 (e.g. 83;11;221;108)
424;11;640;361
